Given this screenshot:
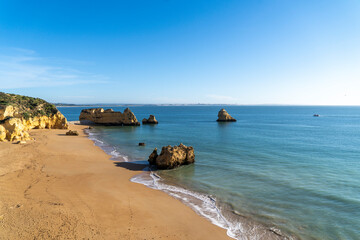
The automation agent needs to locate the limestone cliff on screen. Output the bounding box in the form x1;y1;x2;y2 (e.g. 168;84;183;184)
0;93;68;142
79;108;140;126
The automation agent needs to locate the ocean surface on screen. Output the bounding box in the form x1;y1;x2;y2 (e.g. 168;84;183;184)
59;106;360;240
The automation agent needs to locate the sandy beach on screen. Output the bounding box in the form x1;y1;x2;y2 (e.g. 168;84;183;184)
0;124;230;239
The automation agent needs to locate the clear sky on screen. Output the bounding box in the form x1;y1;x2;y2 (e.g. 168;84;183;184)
0;0;360;105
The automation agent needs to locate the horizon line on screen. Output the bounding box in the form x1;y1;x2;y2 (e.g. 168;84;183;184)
54;103;360;107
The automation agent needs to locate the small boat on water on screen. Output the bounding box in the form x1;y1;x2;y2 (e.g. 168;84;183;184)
313;114;320;117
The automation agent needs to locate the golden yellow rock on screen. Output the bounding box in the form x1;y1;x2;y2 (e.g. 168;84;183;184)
0;125;6;141
0;105;21;120
216;109;236;122
0;106;68;142
79;108;140;126
0;92;69;142
148;144;195;169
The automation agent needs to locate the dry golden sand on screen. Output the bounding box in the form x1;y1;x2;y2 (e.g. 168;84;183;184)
0;124;231;240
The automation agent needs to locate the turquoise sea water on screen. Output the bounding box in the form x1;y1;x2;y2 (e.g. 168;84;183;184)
59;106;360;240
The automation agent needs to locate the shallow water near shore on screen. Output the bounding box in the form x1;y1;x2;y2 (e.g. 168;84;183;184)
59;106;360;240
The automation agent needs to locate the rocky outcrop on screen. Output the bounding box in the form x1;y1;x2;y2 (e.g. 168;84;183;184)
0;105;18;119
0;93;68;142
148;144;195;169
79;108;140;126
66;130;79;136
217;109;236;122
142;115;158;124
148;148;158;165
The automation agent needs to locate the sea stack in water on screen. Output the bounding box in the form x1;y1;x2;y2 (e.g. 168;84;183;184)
148;144;195;169
142;115;158;124
217;109;236;122
79;108;140;126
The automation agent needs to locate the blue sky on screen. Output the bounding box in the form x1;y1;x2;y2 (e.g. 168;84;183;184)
0;0;360;105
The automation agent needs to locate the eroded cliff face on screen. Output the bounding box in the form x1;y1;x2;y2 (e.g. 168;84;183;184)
79;108;140;126
0;105;19;120
0;105;68;142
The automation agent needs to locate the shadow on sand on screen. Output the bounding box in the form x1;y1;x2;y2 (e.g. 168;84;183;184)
113;161;149;172
56;134;84;137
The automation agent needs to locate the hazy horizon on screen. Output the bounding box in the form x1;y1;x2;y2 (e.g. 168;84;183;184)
54;102;360;107
1;1;360;105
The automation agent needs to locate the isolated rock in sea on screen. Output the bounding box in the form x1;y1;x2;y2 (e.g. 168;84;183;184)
79;108;140;126
139;142;145;146
148;148;158;165
148;144;195;169
0;92;68;142
142;115;158;124
216;109;236;122
66;130;79;136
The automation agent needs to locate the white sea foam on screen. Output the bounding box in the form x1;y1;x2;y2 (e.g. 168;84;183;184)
131;171;238;238
85;129;290;240
86;129;130;162
130;171;290;240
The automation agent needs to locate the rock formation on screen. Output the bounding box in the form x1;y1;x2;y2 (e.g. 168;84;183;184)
148;144;195;169
66;130;79;136
79;108;140;126
216;109;236;122
148;148;158;165
142;115;158;124
0;92;68;142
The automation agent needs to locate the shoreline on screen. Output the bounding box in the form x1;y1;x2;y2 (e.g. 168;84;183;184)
85;125;290;240
0;124;231;239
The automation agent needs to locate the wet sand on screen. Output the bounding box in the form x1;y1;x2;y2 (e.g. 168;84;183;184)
0;124;231;239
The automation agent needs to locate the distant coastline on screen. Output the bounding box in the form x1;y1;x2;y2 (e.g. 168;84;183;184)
55;103;360;107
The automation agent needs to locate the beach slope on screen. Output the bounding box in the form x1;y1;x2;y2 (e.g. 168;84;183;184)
0;124;230;239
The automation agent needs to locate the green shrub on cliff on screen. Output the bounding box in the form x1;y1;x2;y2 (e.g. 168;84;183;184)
0;92;58;119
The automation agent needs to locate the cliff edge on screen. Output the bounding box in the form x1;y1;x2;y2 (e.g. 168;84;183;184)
0;92;68;142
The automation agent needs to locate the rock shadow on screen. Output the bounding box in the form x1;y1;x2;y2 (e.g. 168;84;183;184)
113;161;149;172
